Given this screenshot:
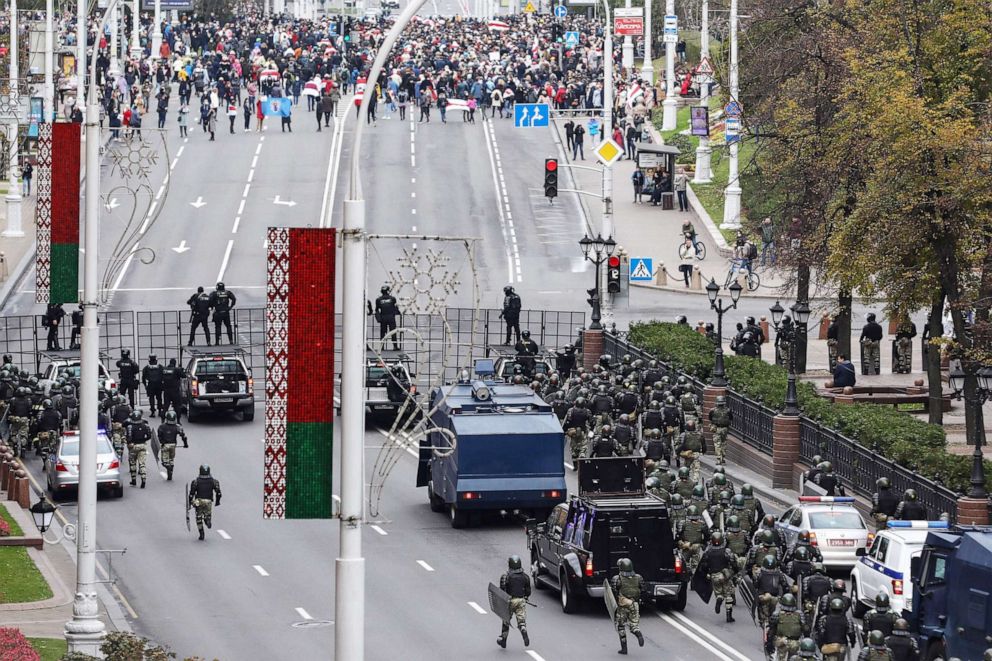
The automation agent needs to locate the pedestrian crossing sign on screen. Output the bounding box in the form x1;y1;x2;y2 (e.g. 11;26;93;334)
629;258;653;282
523;1;536;12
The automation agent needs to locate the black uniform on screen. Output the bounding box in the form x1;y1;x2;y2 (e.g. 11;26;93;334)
70;305;83;350
885;631;920;661
374;292;400;350
895;499;927;521
501;291;522;344
555;346;577;378
814;471;844;496
514;337;539;376
142;360;165;415
43;304;66;351
187;289;213;346
209;287;237;344
162;359;185;416
116;356;140;407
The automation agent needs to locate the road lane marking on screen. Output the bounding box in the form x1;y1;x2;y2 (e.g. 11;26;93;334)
411;209;417;215
467;601;487;614
217;530;231;539
156;184;165;201
231;216;241;234
295;607;313;620
255;143;262;155
216;240;234;282
411;192;416;198
253;565;269;576
170;158;178;170
656;613;742;661
481;118;518;284
319;98;348;228
526;652;547;661
247;168;255;183
370;524;388;536
251;155;258;169
670;612;753;661
243;183;251;197
238;199;246;215
416;560;434;572
411;225;417;232
177;146;185;157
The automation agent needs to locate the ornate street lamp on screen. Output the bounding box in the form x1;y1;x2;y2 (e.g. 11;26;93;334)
30;496;57;533
707;279;742;387
579;234;615;331
949;366;989;499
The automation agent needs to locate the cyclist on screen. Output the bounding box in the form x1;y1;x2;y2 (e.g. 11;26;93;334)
734;233;757;277
681;219;701;255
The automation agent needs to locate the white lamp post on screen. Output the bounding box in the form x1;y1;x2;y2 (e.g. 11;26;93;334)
639;0;653;84
692;0;711;183
660;0;677;130
3;0;23;239
722;0;742;229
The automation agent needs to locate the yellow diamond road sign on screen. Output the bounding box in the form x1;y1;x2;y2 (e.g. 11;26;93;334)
595;138;623;166
523;0;536;12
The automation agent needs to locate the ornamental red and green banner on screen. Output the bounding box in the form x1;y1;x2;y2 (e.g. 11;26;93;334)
264;227;336;519
35;122;81;304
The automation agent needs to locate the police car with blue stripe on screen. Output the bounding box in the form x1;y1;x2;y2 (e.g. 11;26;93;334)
849;520;948;618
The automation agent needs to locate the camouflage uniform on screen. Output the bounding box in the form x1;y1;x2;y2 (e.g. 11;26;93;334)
678;516;709;575
611;569;644;652
497;563;531;647
699;539;738;621
678;427;704;483
126;417;153;486
708;401;732;465
861;338;880;375
8;416;29;455
679;392;699;426
769;601;805;661
189;469;222;539
674;476;695;500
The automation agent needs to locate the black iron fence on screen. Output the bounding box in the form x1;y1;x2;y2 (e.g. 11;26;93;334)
727;391;775;456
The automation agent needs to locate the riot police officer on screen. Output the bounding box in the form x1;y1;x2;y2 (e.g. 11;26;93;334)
187;286;213;346
116;349;140;407
56;384;79;429
791;637;819;660
871;477;901;528
610;558;645;655
563;397;591;463
126;410;153;488
500;285;522;345
142;355;166;417
816;580;852;623
895;489;927;521
885;619;920;661
109;395;132;457
209;282;237;345
678;505;710;575
698;531;738;623
708;395;733;465
643;428;669;467
669;493;687;532
43;303;65;351
661;395;684;444
860;312;884;376
69;303;83;350
162;358;185;419
725;515;751;568
754;554;791;628
768;593;806;661
857;630;895;661
7;387;33;456
862;593;898;638
673;466;695;499
514;330;539;377
801;563;832;622
555;344;577;378
745;530;782;579
374;285;400;351
189;464;222;540
496;555;531;648
814;462;845;496
784;530;824;565
785;545;815;585
157;411;188;481
613;413;636;456
35;399;62;456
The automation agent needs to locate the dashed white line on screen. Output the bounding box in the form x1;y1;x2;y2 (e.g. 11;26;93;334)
411;192;416;198
255;143;262;155
231;216;241;234
238;198;246;215
411;209;417;215
247;168;255;183
217;530;231;540
216;240;234;282
155;185;165;201
170;158;178;170
411;177;416;184
468;601;487;614
416;560;434;572
295;607;313;620
251;155;259;169
411;225;417;232
657;613;742;661
176;146;185;157
253;565;269;576
370;524;388;536
243;183;251;197
670;611;753;661
526;652;547;661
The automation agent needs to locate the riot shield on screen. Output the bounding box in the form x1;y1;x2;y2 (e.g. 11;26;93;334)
603;579;618;624
487;582;512;626
690;563;712;604
739;574;758;625
151;430;161;465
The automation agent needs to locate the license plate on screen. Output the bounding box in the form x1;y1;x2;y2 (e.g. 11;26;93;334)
214;397;234;403
831;539;855;547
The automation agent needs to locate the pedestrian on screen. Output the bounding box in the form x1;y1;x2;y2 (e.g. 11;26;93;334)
142;354;165;418
674;169;688;211
281;104;292;132
759;217;776;266
209;282;236;344
256;97;265;132
626;123;638;159
367;88;377;125
156;410;187;482
419;89;431;123
329;85;341;119
227;100;238;133
631;168;644;203
437;89;447;123
242;96;252;131
588;115;600;142
397;85;408;120
207;108;217;141
610;558;645;654
563;118;575;152
495;555;531;649
126;409;152;489
178;104;189;137
42;303;65;350
572;122;585;160
188;464;222;541
500;285;522;345
317;91;329;130
21;160;32;196
156;90;169;129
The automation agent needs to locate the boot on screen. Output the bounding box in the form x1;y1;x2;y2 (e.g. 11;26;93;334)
206;517;212;529
521;629;529;647
198;529;205;540
618;638;628;655
496;636;506;649
715;597;723;613
166;467;173;481
726;609;735;623
141;478;146;489
130;478;137;486
634;631;644;647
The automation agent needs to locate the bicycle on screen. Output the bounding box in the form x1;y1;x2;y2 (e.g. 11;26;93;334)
678;233;707;261
724;258;760;291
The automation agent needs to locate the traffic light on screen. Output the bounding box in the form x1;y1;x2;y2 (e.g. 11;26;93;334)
607;255;621;294
544;158;558;199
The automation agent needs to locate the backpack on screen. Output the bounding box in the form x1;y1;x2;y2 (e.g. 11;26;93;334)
746;241;758;259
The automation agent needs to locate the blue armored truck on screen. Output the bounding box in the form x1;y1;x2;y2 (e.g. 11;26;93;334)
416;361;567;528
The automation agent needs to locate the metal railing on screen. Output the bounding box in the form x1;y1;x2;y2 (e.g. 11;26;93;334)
727;390;775;455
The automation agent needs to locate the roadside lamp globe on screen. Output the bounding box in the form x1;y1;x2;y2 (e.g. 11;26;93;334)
770;300;785;326
949;369;966;395
579;234;593;260
978;366;992;394
791;300;811;325
30;496;57;533
706;278;719;304
604;236;617;257
728;280;743;304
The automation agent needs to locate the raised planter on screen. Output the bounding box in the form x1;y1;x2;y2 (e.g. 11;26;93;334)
816;383;952;412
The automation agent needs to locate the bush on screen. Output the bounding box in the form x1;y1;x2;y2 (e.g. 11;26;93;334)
626;321;991;494
667;134;696;164
0;627;41;661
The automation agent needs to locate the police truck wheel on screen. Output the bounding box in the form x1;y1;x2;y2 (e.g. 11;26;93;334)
670;583;688;611
242;407;255;422
850;579;868;618
187;407;199;423
560;570;582;613
449;504;468;528
531;549;546;589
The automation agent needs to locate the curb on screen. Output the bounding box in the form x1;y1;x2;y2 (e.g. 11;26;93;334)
0;239;36;311
549;118;596;237
0;502;72;612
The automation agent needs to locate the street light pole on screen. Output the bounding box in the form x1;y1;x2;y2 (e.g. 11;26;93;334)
76;0;86;114
639;0;653;84
45;0;54;123
660;0;676;130
706;279;742;387
598;0;615;326
579;235;616;331
131;0;143;60
692;0;711;183
950;366;990;500
109;3;120;76
340;1;427;657
4;0;24;239
722;0;741;229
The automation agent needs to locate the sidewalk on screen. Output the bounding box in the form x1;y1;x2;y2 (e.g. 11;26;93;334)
0;189;37;311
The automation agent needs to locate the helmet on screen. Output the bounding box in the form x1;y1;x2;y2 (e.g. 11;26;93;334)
665;396;676;406
904;489;917;502
149;354;158;363
661;376;671;385
597;384;608;395
794;546;810;562
686;505;701;518
746;316;756;326
27;376;38;387
656;459;670;471
761;554;778;570
670;494;684;507
600;425;612;436
715;395;726;405
741;484;753;497
743;332;753;342
165;411;178;423
799;638;816;654
617;558;634;575
61;385;74;396
726;515;741;531
812;562;825;574
574;397;587;408
678;467;690;480
780;593;797;610
876;477;891;489
731;495;745;508
759;529;775;546
648;360;658;369
199;464;211;476
798;531;811;544
508;555;522;570
875;592;890;610
503;285;513;294
868;630;885;646
645;476;661;490
718;490;731;504
811;454;822;466
691;485;705;499
713;466;726;475
521;330;531;339
42;398;53;409
867;312;876;322
16;386;28;397
829;597;845;613
762;514;776;528
618;413;630;425
832;578;846;592
822;461;833;473
216;282;226;291
115;395;125;405
710;531;724;546
130;410;142;421
893;618;909;632
712;473;727;487
380;285;390;294
648;400;660;411
621;354;631;365
122;349;131;358
685;419;696;431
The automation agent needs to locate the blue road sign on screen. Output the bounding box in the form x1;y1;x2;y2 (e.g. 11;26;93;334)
564;31;579;48
554;4;567;18
629;258;653;282
514;103;550;128
724;100;742;117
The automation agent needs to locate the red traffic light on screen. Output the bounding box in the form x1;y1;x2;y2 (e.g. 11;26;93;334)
545;158;558;172
608;256;621;268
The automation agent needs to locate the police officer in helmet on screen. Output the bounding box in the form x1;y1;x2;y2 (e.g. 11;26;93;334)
374;285;400;351
500;285;522;345
209;282;237;345
496;555;531;648
187;286;212;346
189;464;222;540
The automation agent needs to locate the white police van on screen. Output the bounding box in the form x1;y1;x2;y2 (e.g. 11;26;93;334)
849;520;949;618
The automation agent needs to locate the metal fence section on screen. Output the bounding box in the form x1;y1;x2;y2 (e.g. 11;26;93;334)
0;311;135;374
800;417;959;521
727;391;774;456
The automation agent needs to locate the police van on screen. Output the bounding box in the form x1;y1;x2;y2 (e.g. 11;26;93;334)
849;521;947;618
